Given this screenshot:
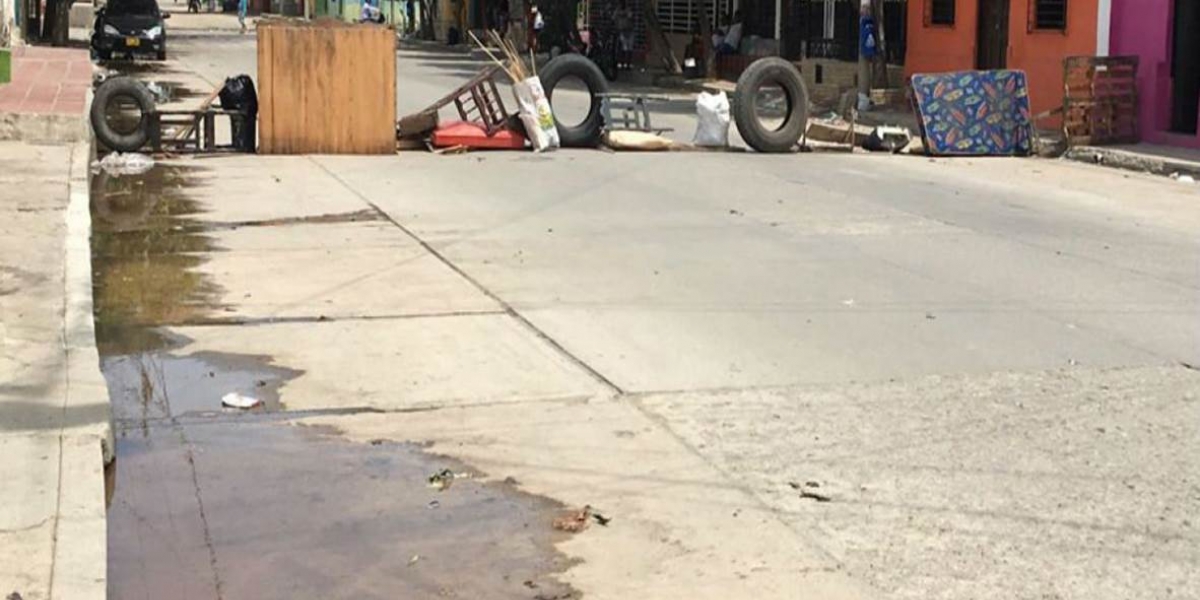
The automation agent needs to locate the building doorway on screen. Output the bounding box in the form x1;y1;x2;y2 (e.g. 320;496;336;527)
975;0;1008;70
1171;0;1200;134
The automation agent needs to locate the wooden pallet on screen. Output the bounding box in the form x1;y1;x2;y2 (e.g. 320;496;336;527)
1063;55;1139;147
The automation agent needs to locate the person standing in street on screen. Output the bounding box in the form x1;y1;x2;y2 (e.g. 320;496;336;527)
857;0;877;109
614;0;633;70
528;4;544;55
238;0;248;33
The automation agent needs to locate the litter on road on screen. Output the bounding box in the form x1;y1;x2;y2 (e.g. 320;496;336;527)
789;481;833;502
692;91;730;147
551;505;611;532
552;506;593;533
603;130;674;151
221;392;262;409
428;468;470;491
92;152;155;176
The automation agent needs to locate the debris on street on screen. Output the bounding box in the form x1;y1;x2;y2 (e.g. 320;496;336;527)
428;468;470;491
512;72;559;152
732;57;809;153
693;91;731;148
910;70;1034;156
398;36;541;152
257;20;396;154
789;481;833;503
863;125;913;152
221;392;262;409
552;505;611;532
806;114;873;147
432;121;526;150
898;137;926;155
144;81;171;104
397;111;440;138
476;31;559;151
92;152;155;176
603;130;674;151
552;506;592;532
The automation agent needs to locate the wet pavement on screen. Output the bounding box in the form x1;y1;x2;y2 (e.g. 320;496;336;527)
108;421;579;600
92;164;582;599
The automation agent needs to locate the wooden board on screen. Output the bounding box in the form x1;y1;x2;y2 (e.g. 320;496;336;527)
258;20;397;154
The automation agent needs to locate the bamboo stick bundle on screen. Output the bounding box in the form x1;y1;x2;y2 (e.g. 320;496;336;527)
468;30;510;75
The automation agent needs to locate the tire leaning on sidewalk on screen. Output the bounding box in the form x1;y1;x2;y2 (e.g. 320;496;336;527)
91;77;156;153
732;57;809;153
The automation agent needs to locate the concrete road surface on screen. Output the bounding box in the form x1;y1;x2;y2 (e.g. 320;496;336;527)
95;15;1200;600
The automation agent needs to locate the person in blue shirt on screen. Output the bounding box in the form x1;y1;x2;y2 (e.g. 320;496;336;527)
857;1;877;104
859;3;877;61
238;0;248;34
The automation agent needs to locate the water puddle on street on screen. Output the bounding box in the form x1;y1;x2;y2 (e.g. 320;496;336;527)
93;164;581;599
91;165;219;355
109;423;580;599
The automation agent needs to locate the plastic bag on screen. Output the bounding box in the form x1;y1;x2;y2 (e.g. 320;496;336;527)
512;76;560;152
693;91;730;147
93;152;155;176
219;75;259;152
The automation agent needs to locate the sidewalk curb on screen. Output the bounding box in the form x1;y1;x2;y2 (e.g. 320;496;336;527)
63;136;112;463
1064;145;1200;179
52;123;110;600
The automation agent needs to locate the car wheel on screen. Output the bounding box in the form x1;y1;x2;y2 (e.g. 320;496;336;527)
156;49;166;61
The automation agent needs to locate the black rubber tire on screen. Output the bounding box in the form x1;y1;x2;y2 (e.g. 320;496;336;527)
91;76;155;153
539;53;610;148
156;48;166;61
732;57;809;153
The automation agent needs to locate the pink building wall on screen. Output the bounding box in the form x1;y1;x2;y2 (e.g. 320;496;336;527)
1111;0;1200;148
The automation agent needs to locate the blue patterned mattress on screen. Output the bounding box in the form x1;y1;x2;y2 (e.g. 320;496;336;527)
910;70;1034;157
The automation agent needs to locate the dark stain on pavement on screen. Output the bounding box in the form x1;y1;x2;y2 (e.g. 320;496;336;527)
107;420;581;600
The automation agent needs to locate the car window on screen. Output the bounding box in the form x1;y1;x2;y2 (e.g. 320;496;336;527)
106;0;161;15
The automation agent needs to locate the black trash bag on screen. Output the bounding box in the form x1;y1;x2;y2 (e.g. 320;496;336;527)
219;75;258;152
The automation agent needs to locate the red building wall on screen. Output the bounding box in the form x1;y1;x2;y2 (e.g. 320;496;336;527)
906;0;1098;117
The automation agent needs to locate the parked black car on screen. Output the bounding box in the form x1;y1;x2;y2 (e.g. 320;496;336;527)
92;0;170;61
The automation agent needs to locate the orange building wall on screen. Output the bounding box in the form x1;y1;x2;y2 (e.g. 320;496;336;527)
905;0;1098;117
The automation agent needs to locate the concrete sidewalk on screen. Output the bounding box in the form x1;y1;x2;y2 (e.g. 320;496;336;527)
1066;143;1200;180
0;140;109;600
